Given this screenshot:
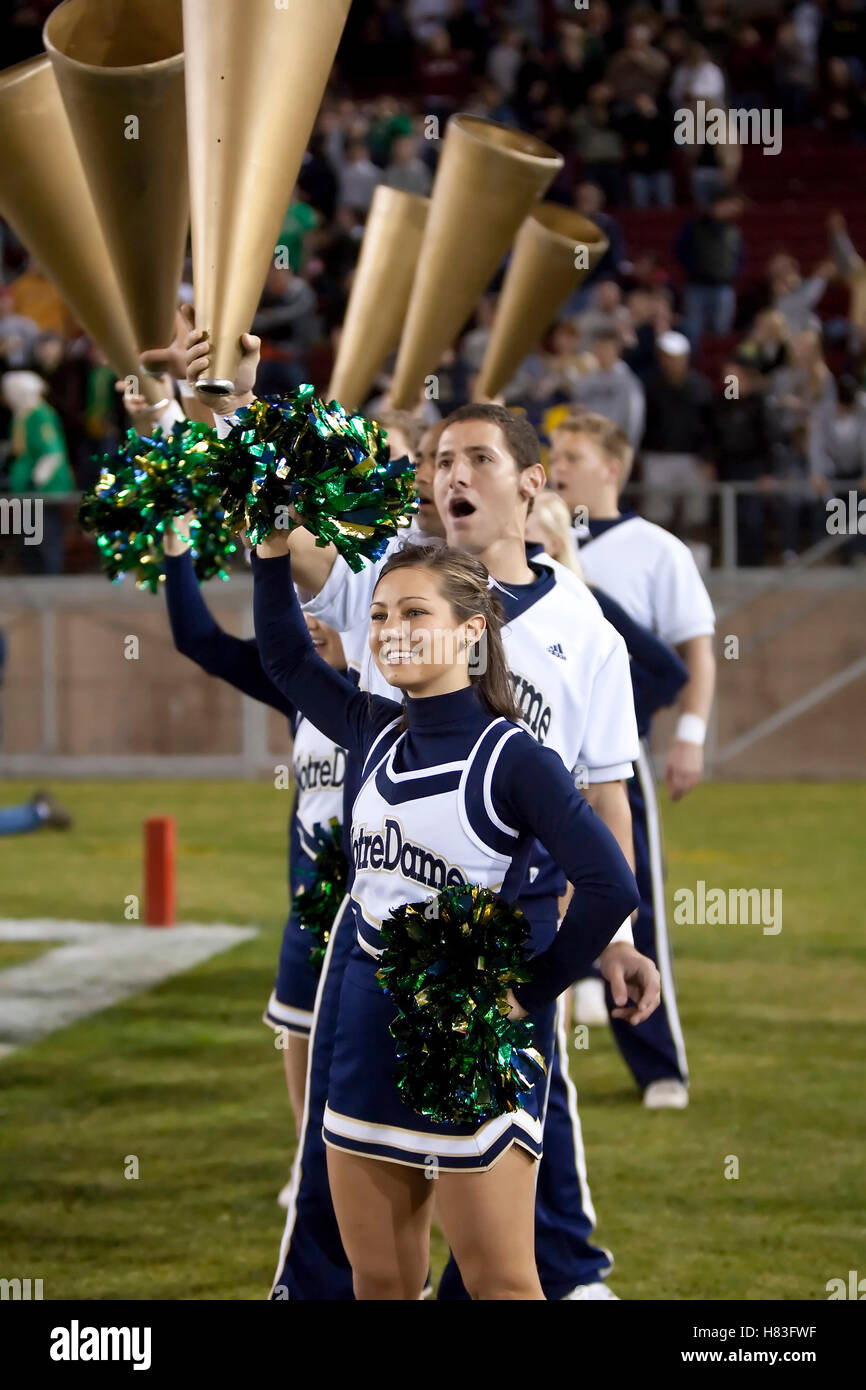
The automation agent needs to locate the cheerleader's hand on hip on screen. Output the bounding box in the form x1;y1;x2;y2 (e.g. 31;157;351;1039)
182;303;260;416
599;943;660;1026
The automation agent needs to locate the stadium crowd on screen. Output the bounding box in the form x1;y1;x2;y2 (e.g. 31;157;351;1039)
2;0;866;571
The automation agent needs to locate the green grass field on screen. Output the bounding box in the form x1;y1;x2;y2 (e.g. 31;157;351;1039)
0;779;863;1300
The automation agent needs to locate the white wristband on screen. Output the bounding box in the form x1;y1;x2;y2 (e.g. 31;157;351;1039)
214;413;235;439
608;916;634;948
676;713;707;746
156;398;185;433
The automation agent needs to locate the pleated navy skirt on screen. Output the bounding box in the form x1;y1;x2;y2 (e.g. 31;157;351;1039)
323;940;556;1172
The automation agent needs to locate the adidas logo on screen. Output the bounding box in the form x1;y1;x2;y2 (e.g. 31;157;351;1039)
547;643;566;660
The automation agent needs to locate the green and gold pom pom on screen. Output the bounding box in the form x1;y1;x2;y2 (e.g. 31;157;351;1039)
81;387;416;589
294;817;348;971
191;387;417;570
376;884;547;1125
78;418;236;592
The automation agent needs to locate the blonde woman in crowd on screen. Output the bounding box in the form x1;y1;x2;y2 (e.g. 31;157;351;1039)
525;490;585;578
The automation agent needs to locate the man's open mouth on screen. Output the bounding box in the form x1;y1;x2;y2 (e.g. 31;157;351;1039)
448;497;476;519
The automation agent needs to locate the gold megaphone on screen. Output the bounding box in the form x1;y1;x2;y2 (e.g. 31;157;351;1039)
389;116;563;409
328;187;430;412
182;0;351;394
0;56;167;405
473;206;609;400
43;0;188;359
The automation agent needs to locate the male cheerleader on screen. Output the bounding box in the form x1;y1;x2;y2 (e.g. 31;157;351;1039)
548;411;716;1109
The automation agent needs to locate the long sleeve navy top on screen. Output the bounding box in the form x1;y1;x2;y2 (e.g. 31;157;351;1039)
253;551;639;1013
164;550;297;721
163;550;356;888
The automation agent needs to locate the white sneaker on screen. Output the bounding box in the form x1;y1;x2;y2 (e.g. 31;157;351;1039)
643;1079;689;1110
563;1281;620;1300
572;978;609;1027
277;1181;293;1208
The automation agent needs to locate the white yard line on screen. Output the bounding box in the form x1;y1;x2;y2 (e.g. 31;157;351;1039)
0;920;258;1056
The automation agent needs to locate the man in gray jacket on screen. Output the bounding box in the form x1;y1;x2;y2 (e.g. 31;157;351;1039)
572;329;646;449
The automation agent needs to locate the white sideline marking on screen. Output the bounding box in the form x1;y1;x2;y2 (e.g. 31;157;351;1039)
0;920;258;1056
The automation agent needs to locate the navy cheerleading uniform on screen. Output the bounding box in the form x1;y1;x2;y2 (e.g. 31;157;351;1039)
253;551;639;1169
164;550;347;1037
271;544;640;1299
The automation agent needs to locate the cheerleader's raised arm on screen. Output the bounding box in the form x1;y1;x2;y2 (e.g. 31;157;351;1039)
164;538;296;718
252;540;401;761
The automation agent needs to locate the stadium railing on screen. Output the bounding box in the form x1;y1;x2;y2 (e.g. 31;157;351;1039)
0;479;858;573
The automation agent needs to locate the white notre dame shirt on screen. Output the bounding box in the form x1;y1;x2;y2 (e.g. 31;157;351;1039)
303;528;638;786
303;519;429;639
573;514;715;645
291;713;347;860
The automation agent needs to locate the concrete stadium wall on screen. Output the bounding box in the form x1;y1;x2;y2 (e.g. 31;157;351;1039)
0;571;864;780
0;573;292;777
697;572;866;781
